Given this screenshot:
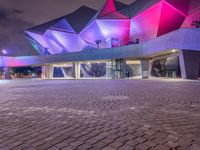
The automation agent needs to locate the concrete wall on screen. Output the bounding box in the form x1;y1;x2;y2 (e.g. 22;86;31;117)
180;50;200;79
142;28;200;56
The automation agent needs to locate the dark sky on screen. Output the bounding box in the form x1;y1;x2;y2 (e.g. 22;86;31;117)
0;0;133;56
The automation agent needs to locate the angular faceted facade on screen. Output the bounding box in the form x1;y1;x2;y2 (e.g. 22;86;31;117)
1;0;198;80
25;6;97;55
26;0;199;55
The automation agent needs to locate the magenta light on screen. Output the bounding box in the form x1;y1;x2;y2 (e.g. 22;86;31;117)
98;0;128;19
99;0;116;17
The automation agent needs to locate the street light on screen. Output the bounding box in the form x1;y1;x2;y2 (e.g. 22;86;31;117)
1;49;7;55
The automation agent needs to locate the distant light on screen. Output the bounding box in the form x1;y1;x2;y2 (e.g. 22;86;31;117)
2;49;7;54
172;49;176;53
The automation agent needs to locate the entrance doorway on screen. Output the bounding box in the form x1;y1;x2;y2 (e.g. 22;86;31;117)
110;59;124;79
110;59;142;79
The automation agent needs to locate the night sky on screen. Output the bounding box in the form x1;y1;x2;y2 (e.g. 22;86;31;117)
0;0;134;56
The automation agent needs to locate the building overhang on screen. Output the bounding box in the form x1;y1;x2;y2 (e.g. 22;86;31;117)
1;28;200;67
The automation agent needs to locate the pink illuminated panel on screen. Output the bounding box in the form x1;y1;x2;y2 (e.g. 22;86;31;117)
165;0;190;14
98;0;128;19
98;11;128;19
99;0;116;17
2;57;27;67
130;0;187;41
158;2;185;36
181;8;200;28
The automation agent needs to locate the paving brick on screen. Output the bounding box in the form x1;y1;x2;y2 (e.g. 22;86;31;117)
0;79;199;150
154;145;171;150
109;142;124;149
92;141;108;149
77;143;92;150
70;141;83;147
136;144;150;150
118;145;134;150
144;141;158;148
165;141;180;149
126;140;139;147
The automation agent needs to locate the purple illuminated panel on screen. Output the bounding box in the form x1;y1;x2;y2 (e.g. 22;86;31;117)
26;31;63;54
80;21;106;47
130;3;162;42
45;29;87;53
80;19;130;48
96;19;130;45
51;19;76;33
26;31;50;48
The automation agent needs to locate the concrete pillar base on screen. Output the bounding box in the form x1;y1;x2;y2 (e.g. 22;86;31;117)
74;62;80;79
141;60;149;79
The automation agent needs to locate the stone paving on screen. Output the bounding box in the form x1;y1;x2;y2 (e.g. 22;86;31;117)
0;79;200;150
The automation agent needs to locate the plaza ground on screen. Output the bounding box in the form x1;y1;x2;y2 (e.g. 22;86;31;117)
0;79;200;150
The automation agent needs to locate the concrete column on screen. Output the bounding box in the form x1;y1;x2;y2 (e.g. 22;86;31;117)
4;67;11;79
149;61;153;78
43;64;53;79
48;64;54;79
141;60;149;79
179;50;200;79
73;62;80;79
41;65;46;79
179;50;187;79
106;61;112;79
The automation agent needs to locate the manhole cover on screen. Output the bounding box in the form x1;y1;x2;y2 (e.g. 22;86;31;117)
102;96;130;100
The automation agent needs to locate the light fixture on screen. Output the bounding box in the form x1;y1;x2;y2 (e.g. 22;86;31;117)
1;49;7;55
172;49;176;53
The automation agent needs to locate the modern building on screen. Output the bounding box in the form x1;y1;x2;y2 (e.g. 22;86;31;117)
1;0;200;79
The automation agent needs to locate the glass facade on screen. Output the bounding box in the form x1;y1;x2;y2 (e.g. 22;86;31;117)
80;62;107;78
44;59;142;79
150;56;181;78
79;59;142;79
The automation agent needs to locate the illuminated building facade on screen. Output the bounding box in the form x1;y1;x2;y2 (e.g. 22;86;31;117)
1;0;200;79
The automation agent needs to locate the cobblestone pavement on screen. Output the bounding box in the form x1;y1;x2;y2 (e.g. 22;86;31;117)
0;79;200;150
